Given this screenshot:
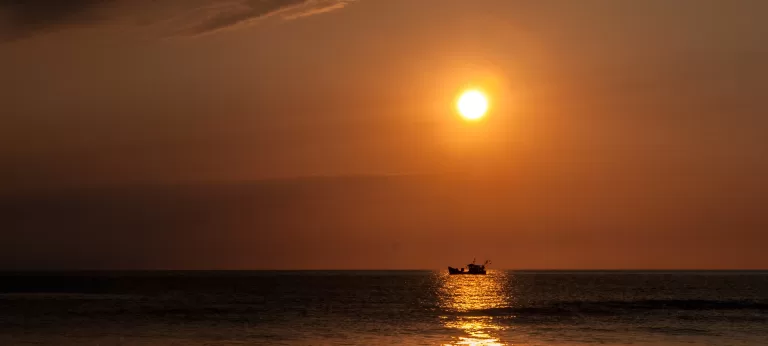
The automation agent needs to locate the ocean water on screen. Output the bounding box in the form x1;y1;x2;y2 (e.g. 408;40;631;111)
1;271;767;345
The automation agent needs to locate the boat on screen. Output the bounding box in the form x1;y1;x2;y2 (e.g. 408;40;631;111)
448;258;491;275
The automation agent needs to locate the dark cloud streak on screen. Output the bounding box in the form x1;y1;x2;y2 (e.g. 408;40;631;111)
0;0;354;41
0;0;113;40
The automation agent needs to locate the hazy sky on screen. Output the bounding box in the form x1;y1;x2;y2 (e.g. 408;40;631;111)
1;0;767;269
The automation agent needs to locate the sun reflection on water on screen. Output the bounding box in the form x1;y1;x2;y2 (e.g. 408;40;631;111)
436;270;510;346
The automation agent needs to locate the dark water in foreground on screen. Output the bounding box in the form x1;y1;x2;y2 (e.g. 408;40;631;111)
1;271;767;345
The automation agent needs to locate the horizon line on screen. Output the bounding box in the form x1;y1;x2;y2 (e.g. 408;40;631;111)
2;269;767;272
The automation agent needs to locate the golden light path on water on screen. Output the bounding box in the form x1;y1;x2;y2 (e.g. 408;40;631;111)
436;270;511;346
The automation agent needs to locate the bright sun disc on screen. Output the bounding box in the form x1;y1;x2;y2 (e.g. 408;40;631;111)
457;90;488;120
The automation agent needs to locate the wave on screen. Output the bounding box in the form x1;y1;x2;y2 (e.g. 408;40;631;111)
464;299;768;317
0;293;140;300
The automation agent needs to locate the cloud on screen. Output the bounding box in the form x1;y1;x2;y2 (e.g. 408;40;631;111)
282;0;351;20
0;0;110;40
0;0;355;41
172;0;307;36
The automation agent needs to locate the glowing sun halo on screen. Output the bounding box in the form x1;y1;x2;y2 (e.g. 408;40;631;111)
457;90;489;121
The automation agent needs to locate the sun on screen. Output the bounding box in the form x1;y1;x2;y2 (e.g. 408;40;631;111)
456;90;489;121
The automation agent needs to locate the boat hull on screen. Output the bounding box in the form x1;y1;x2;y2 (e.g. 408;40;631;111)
448;266;486;275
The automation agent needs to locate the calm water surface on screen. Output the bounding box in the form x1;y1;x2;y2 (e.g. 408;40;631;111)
1;271;767;345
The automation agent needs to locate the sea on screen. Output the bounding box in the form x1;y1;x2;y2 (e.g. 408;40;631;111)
1;271;767;345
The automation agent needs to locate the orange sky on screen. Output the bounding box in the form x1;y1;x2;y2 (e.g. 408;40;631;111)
1;0;767;269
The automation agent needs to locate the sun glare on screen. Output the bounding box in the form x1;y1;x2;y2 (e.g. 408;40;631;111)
457;90;489;121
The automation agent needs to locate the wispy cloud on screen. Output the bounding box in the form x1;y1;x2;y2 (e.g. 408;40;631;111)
282;0;353;21
0;0;356;41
